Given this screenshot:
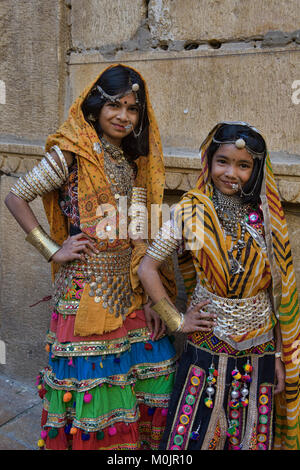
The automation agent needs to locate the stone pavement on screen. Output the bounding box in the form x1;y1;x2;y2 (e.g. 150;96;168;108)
0;374;42;450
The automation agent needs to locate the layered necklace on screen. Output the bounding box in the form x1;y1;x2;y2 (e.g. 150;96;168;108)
101;138;135;202
212;188;248;275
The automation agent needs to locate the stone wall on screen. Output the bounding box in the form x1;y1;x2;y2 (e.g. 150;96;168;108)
0;0;300;383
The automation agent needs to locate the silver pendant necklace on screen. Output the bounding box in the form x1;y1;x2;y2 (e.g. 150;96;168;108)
212;188;248;275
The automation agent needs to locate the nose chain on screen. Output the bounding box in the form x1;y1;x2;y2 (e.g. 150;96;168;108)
212;188;248;275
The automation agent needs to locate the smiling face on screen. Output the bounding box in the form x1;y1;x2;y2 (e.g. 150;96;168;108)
98;92;139;147
211;144;254;195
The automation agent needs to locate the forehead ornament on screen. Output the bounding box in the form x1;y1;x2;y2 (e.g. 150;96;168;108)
235;138;246;149
212;136;264;160
95;82;140;103
132;83;139;92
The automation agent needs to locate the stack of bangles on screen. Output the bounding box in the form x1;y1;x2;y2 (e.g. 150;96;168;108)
146;222;180;262
9;145;69;261
131;187;147;235
151;297;185;333
10;145;69;202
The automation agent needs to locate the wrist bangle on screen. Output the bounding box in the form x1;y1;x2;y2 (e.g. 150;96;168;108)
25;225;61;261
151;297;184;333
175;312;185;332
275;351;282;359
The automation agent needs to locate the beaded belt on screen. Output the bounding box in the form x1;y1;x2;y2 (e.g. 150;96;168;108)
53;247;134;319
190;281;272;339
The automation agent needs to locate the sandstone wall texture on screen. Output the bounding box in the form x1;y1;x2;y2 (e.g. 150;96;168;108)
0;0;300;382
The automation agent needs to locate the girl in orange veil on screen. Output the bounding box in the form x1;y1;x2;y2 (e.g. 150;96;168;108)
5;64;177;450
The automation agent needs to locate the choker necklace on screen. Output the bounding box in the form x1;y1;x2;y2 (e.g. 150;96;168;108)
101;137;126;162
212;188;248;275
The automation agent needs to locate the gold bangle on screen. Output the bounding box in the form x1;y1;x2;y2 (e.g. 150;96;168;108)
25;225;61;261
275;351;282;359
151;297;184;332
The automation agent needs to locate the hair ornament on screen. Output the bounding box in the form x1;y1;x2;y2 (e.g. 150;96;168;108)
96;85;132;103
235;138;246;149
132;83;139;92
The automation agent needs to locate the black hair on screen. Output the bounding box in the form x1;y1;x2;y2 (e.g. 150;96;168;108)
205;123;266;205
82;65;149;160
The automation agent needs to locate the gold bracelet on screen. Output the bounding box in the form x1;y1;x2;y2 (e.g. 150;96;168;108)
151;297;184;332
25;225;61;261
275;351;283;359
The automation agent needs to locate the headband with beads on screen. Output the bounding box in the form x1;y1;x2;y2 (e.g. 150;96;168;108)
212;136;265;160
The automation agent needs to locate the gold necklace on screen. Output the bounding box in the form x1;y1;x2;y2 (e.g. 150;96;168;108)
101;138;135;200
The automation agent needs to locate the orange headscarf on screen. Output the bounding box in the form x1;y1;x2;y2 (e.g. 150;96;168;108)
43;64;176;336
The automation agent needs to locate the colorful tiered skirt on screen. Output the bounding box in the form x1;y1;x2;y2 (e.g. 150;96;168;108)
160;331;276;450
36;267;177;450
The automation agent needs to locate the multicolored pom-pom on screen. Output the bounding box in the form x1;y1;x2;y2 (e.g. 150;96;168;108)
48;427;59;439
241;398;249;407
51;311;58;321
204;397;213;408
242;374;252;383
37;439;45;448
108;426;117;436
231;370;241;380
243;363;253;373
96;430;104;440
161;408;168;416
229;400;240;409
83;392;93;403
63;391;72;403
64;424;72;435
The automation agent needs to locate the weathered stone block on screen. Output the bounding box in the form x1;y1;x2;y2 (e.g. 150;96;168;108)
0;175;52;383
0;0;67;143
148;0;300;43
68;46;300;153
71;0;147;49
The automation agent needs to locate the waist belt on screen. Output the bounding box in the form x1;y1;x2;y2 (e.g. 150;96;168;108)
53;247;133;319
190;281;272;339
